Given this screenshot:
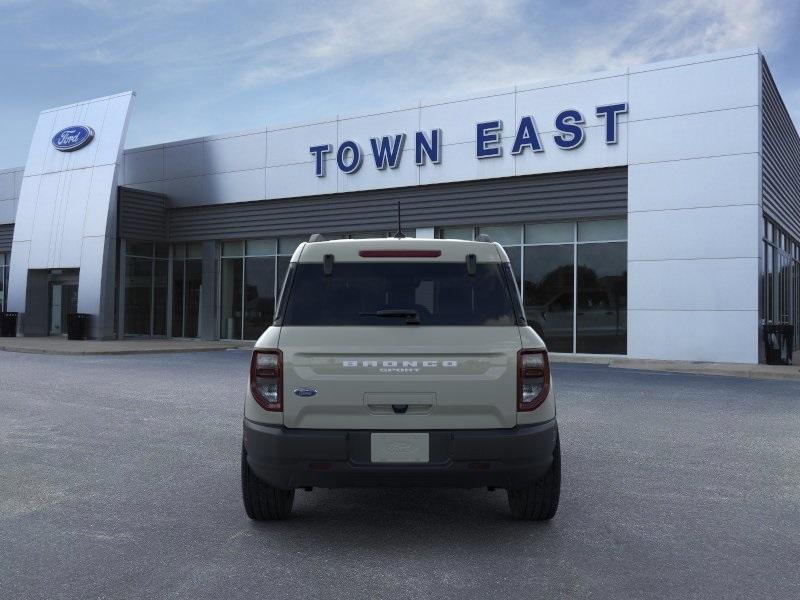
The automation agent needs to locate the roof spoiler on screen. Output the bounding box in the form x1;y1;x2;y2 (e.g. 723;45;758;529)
308;233;326;243
475;233;492;242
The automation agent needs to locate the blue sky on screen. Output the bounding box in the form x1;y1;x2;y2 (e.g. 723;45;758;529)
1;0;798;167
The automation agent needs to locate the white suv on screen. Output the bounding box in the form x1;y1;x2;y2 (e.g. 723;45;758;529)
241;236;560;520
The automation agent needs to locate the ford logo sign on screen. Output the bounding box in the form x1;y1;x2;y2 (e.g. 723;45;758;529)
51;125;95;152
293;387;317;397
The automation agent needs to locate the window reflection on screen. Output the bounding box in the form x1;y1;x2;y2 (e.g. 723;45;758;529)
576;242;627;354
523;245;574;352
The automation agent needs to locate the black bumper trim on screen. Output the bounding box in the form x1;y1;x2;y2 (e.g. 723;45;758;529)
243;419;558;490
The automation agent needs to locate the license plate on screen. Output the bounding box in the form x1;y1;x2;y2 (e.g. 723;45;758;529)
370;433;429;463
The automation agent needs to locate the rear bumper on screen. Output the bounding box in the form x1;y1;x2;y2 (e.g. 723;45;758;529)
242;418;558;490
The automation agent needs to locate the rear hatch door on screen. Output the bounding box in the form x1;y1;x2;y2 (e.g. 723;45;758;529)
280;326;521;429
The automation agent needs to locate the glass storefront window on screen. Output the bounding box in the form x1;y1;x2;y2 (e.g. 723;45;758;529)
246;239;276;256
439;226;473;240
172;249;203;338
503;246;522;291
153;259;168;336
525;222;574;244
523;244;574;353
220;257;243;339
127;241;154;257
477;225;522;246
0;253;6;311
578;219;627;242
186;243;203;259
278;236;306;255
243;257;276;340
222;241;244;257
123;241;169;337
349;231;387;239
576;242;627;354
763;217;800;351
124;255;153;335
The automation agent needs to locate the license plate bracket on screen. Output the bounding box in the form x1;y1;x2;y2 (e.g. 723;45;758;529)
370;433;430;463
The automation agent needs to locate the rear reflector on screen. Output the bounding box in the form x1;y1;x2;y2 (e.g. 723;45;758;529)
359;250;442;258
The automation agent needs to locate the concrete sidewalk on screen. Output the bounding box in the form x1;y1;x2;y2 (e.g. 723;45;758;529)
551;353;800;381
0;336;251;355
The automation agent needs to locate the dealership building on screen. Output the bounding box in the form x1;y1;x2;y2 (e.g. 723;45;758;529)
0;47;798;364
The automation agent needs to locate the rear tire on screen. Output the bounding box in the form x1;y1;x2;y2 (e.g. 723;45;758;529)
241;445;294;520
507;433;561;520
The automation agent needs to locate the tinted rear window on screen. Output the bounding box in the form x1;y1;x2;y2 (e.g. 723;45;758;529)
282;262;517;326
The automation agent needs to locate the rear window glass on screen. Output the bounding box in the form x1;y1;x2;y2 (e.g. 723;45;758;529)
282;262;517;326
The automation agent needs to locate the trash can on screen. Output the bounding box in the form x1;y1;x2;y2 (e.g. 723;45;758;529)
763;324;794;365
67;313;91;341
0;312;17;337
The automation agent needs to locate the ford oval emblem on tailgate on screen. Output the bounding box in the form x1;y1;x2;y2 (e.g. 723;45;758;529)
293;387;317;397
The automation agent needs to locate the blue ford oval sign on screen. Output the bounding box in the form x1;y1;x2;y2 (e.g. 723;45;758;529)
293;387;317;397
51;125;95;152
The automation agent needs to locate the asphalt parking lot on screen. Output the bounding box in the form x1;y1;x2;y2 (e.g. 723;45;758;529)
1;350;798;600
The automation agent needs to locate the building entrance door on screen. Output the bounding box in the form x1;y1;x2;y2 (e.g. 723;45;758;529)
48;272;79;336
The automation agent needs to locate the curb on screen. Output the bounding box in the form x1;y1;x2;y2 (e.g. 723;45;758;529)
0;345;252;356
550;354;800;382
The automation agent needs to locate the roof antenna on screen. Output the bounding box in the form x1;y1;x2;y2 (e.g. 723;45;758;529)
393;201;406;239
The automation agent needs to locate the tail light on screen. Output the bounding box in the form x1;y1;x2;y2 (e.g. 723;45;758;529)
250;349;283;411
518;349;550;411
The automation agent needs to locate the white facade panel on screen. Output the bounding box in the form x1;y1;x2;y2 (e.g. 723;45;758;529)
628;106;759;164
419;92;515;146
628;154;759;212
92;94;134;167
628;310;759;363
266;160;337;199
40;106;79;176
628;204;759;261
57;167;93;267
628;258;759;311
516;74;628;131
6;240;29;310
165;142;204;180
22;110;56;177
163;175;208;207
11;175;41;241
205;132;266;174
205;169;266;204
68;99;112;171
27;172;60;268
515;123;627;176
77;235;106;313
267;121;337;167
337;148;418;193
14;169;23;198
123;147;164;184
83;164;117;238
338;108;419;151
0;199;15;224
629;54;759;121
0;171;14;201
419;141;514;186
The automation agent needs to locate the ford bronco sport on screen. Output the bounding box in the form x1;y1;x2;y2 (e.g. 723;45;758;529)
241;235;560;520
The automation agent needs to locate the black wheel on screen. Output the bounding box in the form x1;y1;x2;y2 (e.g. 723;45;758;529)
507;434;561;521
241;445;294;520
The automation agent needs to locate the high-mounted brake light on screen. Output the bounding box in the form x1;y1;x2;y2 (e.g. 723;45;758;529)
250;349;283;411
517;349;550;411
358;250;442;258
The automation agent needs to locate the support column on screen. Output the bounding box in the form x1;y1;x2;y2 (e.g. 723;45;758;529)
199;240;218;340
